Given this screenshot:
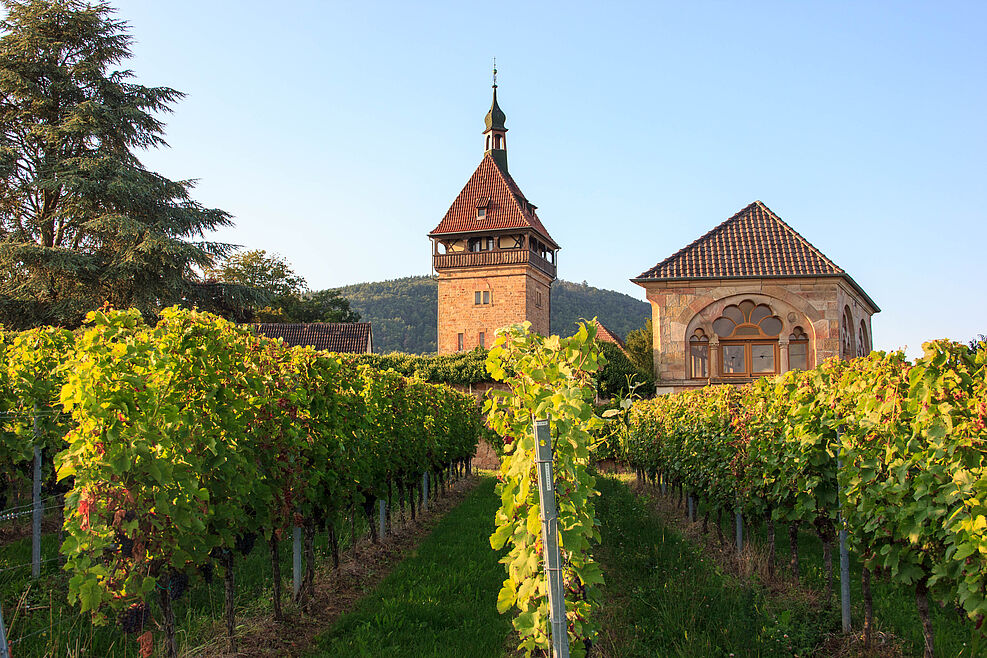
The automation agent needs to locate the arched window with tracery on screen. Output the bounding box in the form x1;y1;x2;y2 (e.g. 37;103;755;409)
789;326;809;370
712;300;783;377
857;320;869;357
841;306;855;359
689;328;709;378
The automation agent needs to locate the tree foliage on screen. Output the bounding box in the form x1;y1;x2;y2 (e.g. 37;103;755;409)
0;0;235;329
623;317;653;374
550;280;650;340
205;249;360;323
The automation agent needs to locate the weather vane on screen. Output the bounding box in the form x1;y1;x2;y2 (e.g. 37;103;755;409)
492;57;497;88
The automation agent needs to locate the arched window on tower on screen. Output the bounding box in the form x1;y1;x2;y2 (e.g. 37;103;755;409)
789;326;809;370
494;134;503;149
857;320;869;357
689;328;709;378
712;300;783;377
841;306;855;359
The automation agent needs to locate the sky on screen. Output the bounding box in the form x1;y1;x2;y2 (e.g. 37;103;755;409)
113;1;984;357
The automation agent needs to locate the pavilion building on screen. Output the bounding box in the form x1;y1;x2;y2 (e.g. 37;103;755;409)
632;201;879;394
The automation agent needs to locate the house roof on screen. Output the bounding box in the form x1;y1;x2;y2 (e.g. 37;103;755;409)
594;319;627;351
428;152;558;249
252;322;373;353
633;201;879;311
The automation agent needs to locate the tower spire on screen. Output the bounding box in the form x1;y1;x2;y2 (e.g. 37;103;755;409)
483;60;508;171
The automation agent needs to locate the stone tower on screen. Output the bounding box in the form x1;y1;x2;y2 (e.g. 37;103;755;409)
428;77;559;354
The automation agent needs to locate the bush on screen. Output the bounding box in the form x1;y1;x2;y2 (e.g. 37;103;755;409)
596;342;654;399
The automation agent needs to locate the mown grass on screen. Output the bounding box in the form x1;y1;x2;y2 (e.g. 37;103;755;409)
0;507;375;656
308;476;512;657
625;476;978;657
593;476;831;657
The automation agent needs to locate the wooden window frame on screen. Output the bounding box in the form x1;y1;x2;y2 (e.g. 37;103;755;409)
720;340;779;378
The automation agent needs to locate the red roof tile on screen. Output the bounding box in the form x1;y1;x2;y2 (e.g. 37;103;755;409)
594;319;627;351
252;323;373;353
429;153;558;248
633;201;879;311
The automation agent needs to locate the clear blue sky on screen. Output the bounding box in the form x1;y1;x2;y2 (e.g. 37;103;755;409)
116;1;984;356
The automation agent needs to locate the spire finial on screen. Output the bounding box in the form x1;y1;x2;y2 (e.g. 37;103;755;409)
492;57;497;88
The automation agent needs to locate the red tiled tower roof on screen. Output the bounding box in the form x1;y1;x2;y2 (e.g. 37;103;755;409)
633;201;878;311
428;153;558;249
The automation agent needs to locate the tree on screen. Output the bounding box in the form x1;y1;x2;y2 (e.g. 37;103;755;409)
205;249;360;323
624;318;654;374
0;0;238;329
293;289;360;324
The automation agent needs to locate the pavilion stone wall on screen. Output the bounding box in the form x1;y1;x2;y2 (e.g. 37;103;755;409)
639;277;876;394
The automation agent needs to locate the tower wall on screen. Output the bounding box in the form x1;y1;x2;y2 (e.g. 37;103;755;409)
437;264;552;353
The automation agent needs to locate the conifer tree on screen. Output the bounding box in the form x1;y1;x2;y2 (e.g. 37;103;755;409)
0;0;240;328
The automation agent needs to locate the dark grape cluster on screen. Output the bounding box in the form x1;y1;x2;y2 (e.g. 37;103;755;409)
235;531;257;556
199;561;214;585
119;601;149;634
118;534;134;558
312;504;327;530
168;571;189;601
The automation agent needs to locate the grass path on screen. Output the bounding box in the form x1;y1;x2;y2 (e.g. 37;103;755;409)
593;476;831;657
307;474;838;657
308;476;513;657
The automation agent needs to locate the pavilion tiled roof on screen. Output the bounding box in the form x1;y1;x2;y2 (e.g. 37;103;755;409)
635;201;844;280
429;152;558;248
633;201;879;311
594;319;627;351
252;322;373;354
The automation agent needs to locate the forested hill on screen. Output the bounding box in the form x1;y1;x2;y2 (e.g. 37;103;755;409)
330;276;650;354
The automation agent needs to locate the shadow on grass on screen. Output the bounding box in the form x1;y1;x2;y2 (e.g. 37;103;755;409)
308;476;513;658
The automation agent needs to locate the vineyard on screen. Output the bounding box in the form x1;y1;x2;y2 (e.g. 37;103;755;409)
0;308;985;657
617;340;986;657
0;307;481;656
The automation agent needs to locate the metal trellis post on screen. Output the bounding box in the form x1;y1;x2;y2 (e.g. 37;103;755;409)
422;472;429;510
378;499;386;539
0;601;10;658
32;403;42;579
735;508;743;554
292;526;302;598
533;418;569;658
837;445;851;633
